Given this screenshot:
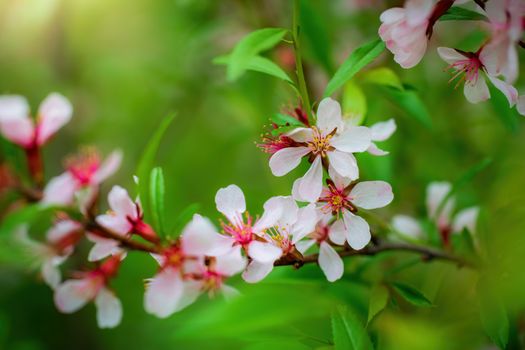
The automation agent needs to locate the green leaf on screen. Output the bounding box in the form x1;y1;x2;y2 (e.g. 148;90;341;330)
489;83;520;132
478;278;509;349
149;167;166;237
300;0;334;74
440;6;488;22
324;38;385;98
0;204;58;237
391;282;433;307
361;67;403;90
171;203;201;236
379;85;432;128
270;113;304;127
214;55;293;84
367;284;389;324
226;28;288;81
135;114;175;220
332;306;373;350
342;80;367;125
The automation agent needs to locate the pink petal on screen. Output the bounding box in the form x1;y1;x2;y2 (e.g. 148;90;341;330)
54;278;100;313
269;146;310;176
92;150;122;184
96;214;131;236
487;75;518;107
379;8;405;24
41;172;78;206
108;185;136;218
319;241;344;282
405;0;433;26
517;95;525;116
437;47;467;65
46;220;81;243
86;233;123;262
316;97;343;134
350;181;394;209
36;93;72;145
95;287;122;328
242;260;274;283
42;260;62;289
0;95;34;147
180;214;234;256
215;184;246;225
247;240;282;263
426;182;455;226
331;126;371;153
367;143;389;156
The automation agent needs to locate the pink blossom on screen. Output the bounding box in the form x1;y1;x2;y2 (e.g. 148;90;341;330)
438;47;518;106
42;148;122;207
54;255;123;328
316;174;393;250
378;0;434;69
16;220;82;289
296;214;346;282
0;93;72;148
96;185;158;243
269;98;371;203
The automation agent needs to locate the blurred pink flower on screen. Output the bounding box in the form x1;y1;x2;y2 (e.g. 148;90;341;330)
0;93;72;148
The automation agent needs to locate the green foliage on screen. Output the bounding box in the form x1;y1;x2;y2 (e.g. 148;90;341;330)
367;284;390;324
214;55;293;84
149;167;166;237
270;113;304;127
171;203;201;236
324;38;385;98
361;67;403;90
226;28;288;81
0;204;59;237
332;305;373;350
378;85;432;128
135;114;175;223
477;278;509;349
440;7;488;22
342;80;367;124
391;282;433;307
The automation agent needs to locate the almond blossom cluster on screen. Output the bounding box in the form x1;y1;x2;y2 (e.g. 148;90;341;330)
0;93;396;329
379;0;525;115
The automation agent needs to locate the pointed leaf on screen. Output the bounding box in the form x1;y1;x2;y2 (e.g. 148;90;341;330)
440;6;488;22
478;278;509;349
149;167;166;237
332;305;373;350
367;284;389;324
324;38;385;98
391;282;433;307
214;55;293;84
226;28;288;81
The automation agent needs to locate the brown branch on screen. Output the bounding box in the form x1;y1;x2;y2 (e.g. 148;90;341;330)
85;220;161;254
275;242;475;268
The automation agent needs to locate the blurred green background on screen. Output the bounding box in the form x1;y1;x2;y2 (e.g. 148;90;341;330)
0;0;524;349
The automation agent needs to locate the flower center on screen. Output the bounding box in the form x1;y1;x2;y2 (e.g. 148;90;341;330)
221;213;254;246
319;183;356;215
65;147;101;185
446;54;483;88
265;225;293;254
312;223;329;243
164;246;184;268
307;127;333;157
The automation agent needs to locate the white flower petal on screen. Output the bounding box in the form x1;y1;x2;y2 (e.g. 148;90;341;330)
316;97;343;134
426;181;454;225
405;0;433;26
144;268;184;318
0;95;34;147
327;150;359;179
328;220;347;245
252;196;288;233
437;47;466;65
86;234;122;262
452;207;479;234
295;239;316;254
342;211;371;250
181;214;234;256
42;260;62;289
95;287;122;329
269;147;310;176
291;203;318;243
367;142;389;156
36;93;72;145
96;214;131;236
463;76;490;104
242;261;274;283
331;126;371;153
319;242;344;282
287;127;314;142
487;75;518;107
392;215;423;239
215;184;246;225
295;156;323;203
247;240;282;263
370;119;396;142
215;246;247;276
350;181;394;209
46;220;81;243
